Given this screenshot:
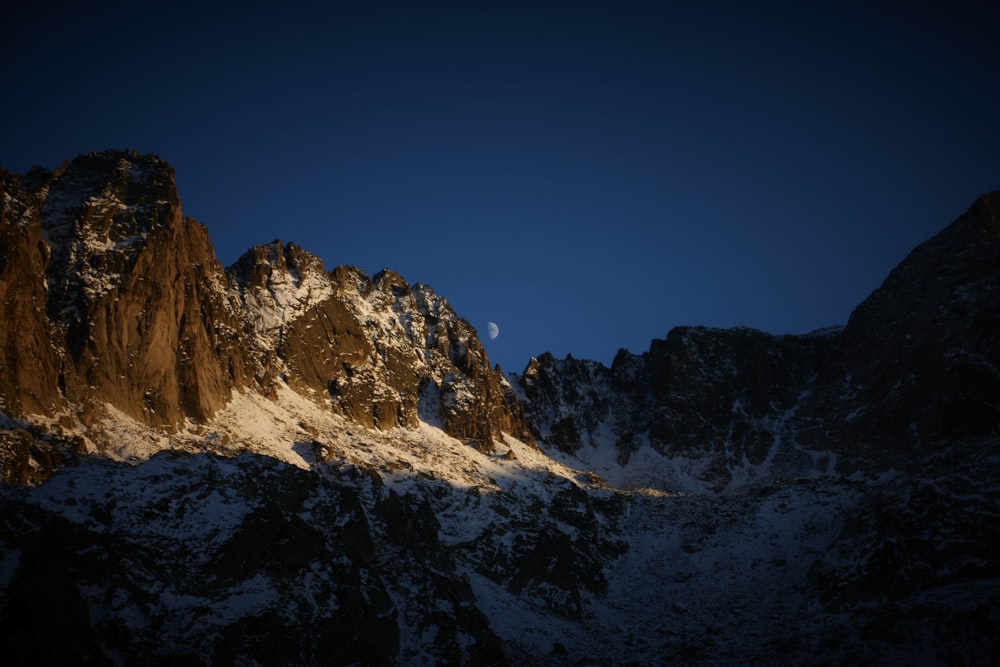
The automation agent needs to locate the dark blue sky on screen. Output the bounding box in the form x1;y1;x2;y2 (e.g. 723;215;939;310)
3;1;998;372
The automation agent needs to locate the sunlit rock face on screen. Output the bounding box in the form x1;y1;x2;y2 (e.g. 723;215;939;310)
0;150;531;456
1;152;997;666
0;167;62;418
228;244;534;447
0;151;254;428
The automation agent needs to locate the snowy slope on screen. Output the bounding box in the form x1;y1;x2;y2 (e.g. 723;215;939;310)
9;392;990;665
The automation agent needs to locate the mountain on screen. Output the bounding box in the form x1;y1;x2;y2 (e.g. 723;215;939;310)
517;190;1000;491
0;151;529;483
1;151;997;666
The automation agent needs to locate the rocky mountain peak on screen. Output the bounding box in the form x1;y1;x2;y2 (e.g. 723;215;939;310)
517;193;1000;492
1;150;255;428
1;153;997;666
832;189;1000;456
844;190;1000;344
37;150;177;249
372;267;409;295
229;239;335;347
31;151;180;321
2;151;533;459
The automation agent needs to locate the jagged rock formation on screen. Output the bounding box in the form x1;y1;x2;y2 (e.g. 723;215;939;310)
519;328;837;491
517;192;1000;492
0;152;254;427
0;150;530;461
227;240;533;448
1;152;998;666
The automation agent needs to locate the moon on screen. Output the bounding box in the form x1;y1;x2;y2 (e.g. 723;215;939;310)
486;321;499;340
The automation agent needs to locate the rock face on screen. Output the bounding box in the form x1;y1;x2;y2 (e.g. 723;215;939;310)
518;193;1000;491
0;169;61;417
1;152;998;667
519;328;836;491
228;242;533;448
1;152;254;427
0;150;530;451
834;191;1000;457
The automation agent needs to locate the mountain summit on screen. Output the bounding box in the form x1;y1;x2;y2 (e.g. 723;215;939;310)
1;151;998;665
0;150;529;471
516;191;1000;492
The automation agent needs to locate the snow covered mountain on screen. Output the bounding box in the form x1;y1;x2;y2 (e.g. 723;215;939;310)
516;188;1000;494
1;151;997;665
0;150;528;477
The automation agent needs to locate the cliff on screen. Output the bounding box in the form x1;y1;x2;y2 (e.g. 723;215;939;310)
517;192;1000;492
0;151;531;482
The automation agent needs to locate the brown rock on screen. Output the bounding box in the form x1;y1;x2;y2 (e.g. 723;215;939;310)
0;168;65;416
1;150;536;455
1;151;255;427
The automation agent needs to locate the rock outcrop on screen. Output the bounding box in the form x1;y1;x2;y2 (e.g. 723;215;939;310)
0;150;530;454
518;328;838;491
832;191;1000;458
229;242;533;449
518;192;1000;491
1;151;255;427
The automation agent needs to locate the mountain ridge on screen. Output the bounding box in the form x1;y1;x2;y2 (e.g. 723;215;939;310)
1;150;998;665
1;149;531;473
515;190;1000;492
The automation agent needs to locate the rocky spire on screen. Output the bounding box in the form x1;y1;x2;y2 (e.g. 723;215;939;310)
1;151;255;426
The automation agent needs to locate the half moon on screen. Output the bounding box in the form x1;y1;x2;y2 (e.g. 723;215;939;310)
487;321;499;340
